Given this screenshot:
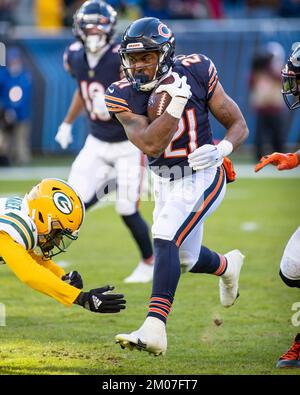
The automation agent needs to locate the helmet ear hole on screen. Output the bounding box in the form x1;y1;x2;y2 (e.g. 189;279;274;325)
38;212;44;223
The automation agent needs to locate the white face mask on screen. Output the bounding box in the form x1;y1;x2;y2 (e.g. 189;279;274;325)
85;34;106;53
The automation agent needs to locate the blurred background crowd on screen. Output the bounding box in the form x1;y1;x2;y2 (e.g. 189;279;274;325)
0;0;300;166
1;0;300;27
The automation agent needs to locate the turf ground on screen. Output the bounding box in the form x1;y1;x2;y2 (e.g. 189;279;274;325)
0;176;299;375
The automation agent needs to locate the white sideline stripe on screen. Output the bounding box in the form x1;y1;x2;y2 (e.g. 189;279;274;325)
236;164;300;178
0;164;298;181
0;167;69;180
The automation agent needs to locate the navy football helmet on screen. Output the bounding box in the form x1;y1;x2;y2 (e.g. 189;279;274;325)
281;42;300;110
73;0;117;53
119;17;175;91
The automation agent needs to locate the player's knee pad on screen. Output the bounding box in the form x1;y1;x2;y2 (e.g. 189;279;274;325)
279;269;300;288
152;214;179;241
152;202;188;241
115;200;137;216
152;224;173;241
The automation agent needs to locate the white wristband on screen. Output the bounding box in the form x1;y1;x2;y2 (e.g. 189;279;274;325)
217;139;233;157
166;96;188;119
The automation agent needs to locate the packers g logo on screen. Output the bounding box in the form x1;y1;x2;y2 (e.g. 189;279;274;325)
53;192;73;214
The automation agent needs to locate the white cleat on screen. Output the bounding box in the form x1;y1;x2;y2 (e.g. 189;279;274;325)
219;249;245;308
115;317;167;356
123;261;154;283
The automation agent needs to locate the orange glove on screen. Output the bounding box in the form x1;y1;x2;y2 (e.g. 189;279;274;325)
255;152;300;172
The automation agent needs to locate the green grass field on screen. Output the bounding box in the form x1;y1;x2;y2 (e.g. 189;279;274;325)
0;177;299;375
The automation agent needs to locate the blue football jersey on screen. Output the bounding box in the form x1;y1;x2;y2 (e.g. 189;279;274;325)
65;41;127;142
105;53;219;176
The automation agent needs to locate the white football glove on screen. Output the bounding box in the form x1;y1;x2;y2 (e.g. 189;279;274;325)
55;122;73;149
156;72;192;119
156;72;192;100
92;91;110;120
188;140;233;171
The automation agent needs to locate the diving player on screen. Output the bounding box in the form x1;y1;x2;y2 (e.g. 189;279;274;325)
0;178;126;315
55;0;154;284
255;42;300;368
105;17;249;355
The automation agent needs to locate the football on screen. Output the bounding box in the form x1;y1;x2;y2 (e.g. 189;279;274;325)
147;75;174;122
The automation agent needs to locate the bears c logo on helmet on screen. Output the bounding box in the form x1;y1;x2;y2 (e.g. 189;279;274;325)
158;23;171;38
53;192;73;214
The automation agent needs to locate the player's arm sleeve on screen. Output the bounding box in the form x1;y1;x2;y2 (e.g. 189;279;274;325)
28;251;66;279
205;58;219;100
104;84;132;116
193;55;219;100
0;232;80;306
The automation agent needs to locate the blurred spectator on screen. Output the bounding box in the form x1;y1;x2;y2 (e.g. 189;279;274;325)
142;0;223;19
0;47;32;166
249;42;286;161
14;0;34;26
108;1;141;20
245;0;279;18
224;0;282;18
142;0;172;18
168;0;208;18
223;0;246;18
62;0;83;27
279;0;300;17
206;0;224;18
0;0;19;25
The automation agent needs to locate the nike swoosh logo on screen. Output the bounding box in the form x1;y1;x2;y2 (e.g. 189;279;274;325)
108;87;114;93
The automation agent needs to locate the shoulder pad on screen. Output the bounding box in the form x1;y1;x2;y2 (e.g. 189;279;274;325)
69;41;83;52
0;198;38;250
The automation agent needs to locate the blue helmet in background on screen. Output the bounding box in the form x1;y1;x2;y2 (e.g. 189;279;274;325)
73;0;117;53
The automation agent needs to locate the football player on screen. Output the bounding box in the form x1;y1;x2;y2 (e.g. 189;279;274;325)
255;42;300;368
0;178;126;315
105;17;249;355
55;0;154;284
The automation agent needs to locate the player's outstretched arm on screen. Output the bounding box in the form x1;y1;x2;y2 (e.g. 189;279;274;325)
30;250;83;289
29;251;66;278
255;150;300;172
0;232;81;306
0;232;125;313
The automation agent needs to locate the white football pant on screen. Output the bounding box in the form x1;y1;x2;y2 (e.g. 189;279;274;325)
280;226;300;281
68;134;145;215
151;165;226;272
